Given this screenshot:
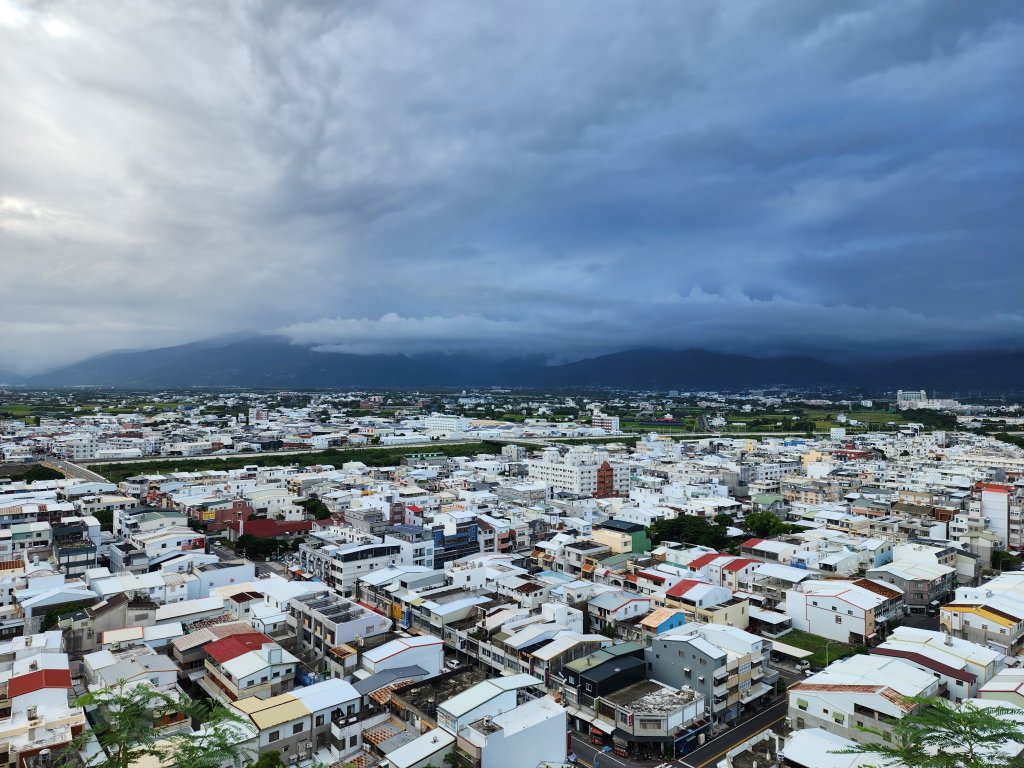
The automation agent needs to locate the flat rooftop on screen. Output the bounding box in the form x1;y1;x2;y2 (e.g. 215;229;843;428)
605;679;701;714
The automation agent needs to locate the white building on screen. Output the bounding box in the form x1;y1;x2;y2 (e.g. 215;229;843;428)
785;579;905;644
789;655;940;745
527;447;629;496
458;695;567;768
872;626;1005;702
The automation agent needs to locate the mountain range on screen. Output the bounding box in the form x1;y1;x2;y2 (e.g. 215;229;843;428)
1;334;1021;392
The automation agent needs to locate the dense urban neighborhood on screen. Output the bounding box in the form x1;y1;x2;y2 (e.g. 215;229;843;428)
2;387;1024;768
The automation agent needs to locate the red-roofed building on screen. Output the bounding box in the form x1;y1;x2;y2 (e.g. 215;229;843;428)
665;578;708;600
204;632;274;664
201;633;298;703
7;668;72;699
225;518;313;542
740;538;764;549
719;557;763;589
663;579;749;628
686;552;723;570
2;657;86;768
978;482;1024;552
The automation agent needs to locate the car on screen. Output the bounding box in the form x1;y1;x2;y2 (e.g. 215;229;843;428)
795;660;810;671
566;753;577;764
444;659;460;670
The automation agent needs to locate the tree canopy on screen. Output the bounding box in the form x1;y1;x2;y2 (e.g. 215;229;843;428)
649;515;731;550
836;695;1024;768
65;682;252;768
744;510;791;539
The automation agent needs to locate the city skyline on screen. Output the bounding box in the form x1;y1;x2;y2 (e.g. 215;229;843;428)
2;1;1022;373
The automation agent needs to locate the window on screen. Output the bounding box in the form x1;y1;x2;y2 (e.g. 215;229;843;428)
316;715;324;726
349;736;358;748
293;723;302;735
835;615;842;624
268;731;279;742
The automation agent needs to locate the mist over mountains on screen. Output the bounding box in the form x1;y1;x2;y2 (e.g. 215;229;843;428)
1;335;1020;393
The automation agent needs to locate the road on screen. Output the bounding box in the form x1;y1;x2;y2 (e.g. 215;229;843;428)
567;669;799;768
677;696;789;768
40;456;111;483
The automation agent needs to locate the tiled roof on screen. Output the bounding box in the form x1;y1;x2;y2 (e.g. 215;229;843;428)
687;553;721;569
227;519;313;537
665;578;706;598
8;668;72;698
721;557;759;573
205;632;273;664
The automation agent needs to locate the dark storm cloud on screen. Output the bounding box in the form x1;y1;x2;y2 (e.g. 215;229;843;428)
0;0;1021;371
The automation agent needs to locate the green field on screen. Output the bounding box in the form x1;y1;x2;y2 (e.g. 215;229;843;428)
780;629;863;667
89;441;499;483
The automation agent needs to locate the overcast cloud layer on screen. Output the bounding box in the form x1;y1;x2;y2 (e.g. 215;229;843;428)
1;0;1022;372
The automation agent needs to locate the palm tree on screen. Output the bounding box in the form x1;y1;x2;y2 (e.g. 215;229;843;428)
834;695;1024;768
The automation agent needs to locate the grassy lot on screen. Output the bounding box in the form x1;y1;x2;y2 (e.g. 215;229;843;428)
551;436;640;447
0;404;36;416
90;441;499;483
621;420;699;433
779;629;863;668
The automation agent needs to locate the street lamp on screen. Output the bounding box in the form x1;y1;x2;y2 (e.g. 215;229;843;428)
825;640;835;667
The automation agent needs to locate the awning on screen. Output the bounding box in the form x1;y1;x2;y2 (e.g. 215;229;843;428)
591;718;615;734
740;682;771;704
674;719;711;743
749;607;791;625
768;640;813;659
565;706;595;724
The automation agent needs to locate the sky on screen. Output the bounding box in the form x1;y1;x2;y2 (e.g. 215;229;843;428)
1;0;1022;373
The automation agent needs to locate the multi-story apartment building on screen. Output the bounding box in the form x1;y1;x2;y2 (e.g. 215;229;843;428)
866;561;957;614
661;579;750;628
230;678;362;764
298;539;402;598
646;624;777;724
784;579;905;644
528;447;630;496
202;633;299;704
289;591;391;660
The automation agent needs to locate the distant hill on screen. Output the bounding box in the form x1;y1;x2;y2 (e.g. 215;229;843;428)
0;369;24;385
19;334;1024;392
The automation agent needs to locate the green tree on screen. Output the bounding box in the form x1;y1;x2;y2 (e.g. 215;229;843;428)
42;600;92;630
21;464;63;482
299;497;332;520
649;516;730;550
713;512;734;528
992;550;1022;572
744;510;789;539
247;751;285;768
835;696;1024;768
94;509;114;532
65;682;252;768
